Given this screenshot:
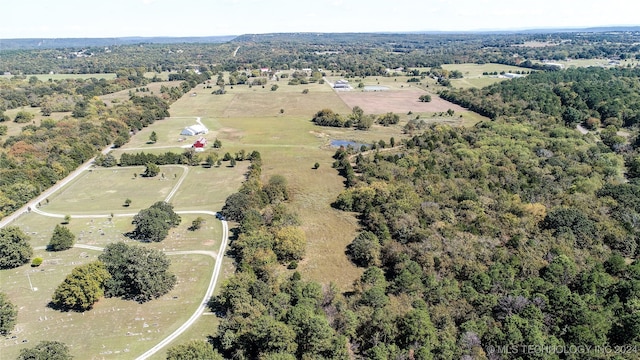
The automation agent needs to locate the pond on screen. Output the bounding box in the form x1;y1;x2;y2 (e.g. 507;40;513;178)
330;139;370;150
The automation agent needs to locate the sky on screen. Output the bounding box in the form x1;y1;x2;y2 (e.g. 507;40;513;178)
1;0;638;39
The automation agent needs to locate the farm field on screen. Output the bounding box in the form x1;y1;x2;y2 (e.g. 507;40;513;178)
441;63;528;77
1;72;485;359
531;58;639;68
101;80;183;106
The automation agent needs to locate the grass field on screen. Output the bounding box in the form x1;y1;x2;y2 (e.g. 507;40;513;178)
2;205;223;359
1;71;486;359
442;63;527;78
41;166;185;214
1;107;71;141
101;80;183;106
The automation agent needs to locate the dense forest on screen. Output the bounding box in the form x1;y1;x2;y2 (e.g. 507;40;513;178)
324;68;640;359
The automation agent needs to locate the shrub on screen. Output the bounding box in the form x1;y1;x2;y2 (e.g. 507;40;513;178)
31;257;43;267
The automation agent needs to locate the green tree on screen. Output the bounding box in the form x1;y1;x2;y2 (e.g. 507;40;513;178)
48;224;75;251
271;84;279;91
347;231;381;267
166;340;223;360
263;174;290;204
0;226;32;269
63;215;71;224
189;217;205;231
213;138;222;148
51;261;110;311
149;130;158;143
124;198;132;207
221;192;252;222
0;292;18;336
312;108;345;127
144;162;160;177
14;110;35;123
274;226;307;262
131;201;181;242
249;315;298;355
419;94;432;102
397;308;437;355
17;340;72;360
543;254;577;286
205;154;217;168
377;112;400;126
99;242;176;302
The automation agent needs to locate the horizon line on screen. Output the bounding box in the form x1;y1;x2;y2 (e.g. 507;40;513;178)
2;25;640;41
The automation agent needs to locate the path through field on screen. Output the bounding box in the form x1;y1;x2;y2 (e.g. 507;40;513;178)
0;124;232;359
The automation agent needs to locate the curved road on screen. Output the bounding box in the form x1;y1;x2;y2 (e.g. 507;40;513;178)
0;129;231;359
24;204;229;360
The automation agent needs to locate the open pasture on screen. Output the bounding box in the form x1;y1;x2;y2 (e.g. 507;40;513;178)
171;79;350;119
442;63;528;77
41;166;185;215
1;250;215;360
450;76;507;89
337;89;466;114
169;164;250;212
100;80;183;106
1;107;71;140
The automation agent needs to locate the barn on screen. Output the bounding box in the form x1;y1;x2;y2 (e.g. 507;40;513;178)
180;124;208;136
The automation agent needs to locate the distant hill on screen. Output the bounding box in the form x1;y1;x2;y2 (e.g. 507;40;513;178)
2;26;639;50
0;36;238;50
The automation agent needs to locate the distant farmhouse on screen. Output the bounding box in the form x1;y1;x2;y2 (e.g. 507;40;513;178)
333;79;350;89
180;124;208;136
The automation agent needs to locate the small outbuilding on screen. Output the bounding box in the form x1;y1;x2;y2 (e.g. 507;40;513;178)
193;137;207;151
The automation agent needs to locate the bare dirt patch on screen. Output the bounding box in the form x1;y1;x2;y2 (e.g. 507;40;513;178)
336;90;466;114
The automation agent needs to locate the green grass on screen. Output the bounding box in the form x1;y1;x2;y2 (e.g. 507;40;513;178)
450;77;508;89
0;251;216;360
41;166;185;214
1;107;72;141
2;206;223;359
170;164;249;212
101;80;183;106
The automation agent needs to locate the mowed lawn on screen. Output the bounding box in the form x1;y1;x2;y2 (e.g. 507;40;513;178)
1;250;216;360
41;166;185;214
2;192;225;358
